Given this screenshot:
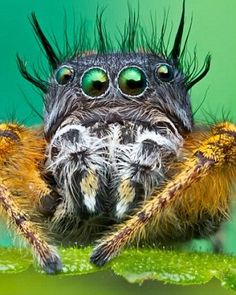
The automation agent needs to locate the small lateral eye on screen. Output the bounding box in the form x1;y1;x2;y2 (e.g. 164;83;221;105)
81;67;109;98
118;66;147;96
155;63;174;82
55;66;74;85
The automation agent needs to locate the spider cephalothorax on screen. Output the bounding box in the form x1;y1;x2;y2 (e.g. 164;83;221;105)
1;1;235;274
17;2;210;239
45;53;189;222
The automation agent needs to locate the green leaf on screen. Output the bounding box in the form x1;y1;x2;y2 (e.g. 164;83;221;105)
1;247;236;291
0;248;31;273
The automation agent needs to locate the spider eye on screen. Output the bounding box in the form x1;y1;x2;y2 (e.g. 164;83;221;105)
118;67;147;96
155;64;174;82
55;66;74;85
81;67;109;98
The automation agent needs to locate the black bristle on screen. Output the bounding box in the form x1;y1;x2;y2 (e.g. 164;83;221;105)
96;8;111;53
18;1;210;92
186;54;211;89
169;0;185;65
120;4;139;53
16;55;48;93
30;13;60;69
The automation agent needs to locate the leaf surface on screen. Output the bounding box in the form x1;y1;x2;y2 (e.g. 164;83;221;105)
0;247;236;291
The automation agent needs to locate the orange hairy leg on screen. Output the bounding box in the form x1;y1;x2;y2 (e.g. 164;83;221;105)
0;123;62;273
90;122;236;266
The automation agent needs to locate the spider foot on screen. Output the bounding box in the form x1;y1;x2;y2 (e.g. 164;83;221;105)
39;248;63;274
90;241;118;267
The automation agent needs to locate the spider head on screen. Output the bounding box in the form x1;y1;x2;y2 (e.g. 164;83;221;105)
43;52;192;140
17;0;211;142
17;2;211;220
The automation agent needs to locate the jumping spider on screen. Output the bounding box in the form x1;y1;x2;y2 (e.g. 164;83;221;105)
0;1;235;273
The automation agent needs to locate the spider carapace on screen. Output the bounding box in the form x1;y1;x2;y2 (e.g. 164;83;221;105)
0;1;236;273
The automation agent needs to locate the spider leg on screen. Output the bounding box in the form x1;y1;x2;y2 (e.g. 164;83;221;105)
0;123;62;273
211;230;224;253
47;124;106;216
114;128;180;219
0;180;61;273
115;139;162;219
90;122;236;266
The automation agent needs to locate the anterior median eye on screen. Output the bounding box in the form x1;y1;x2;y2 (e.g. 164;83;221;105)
55;66;74;85
81;67;109;98
155;63;174;82
118;66;147;96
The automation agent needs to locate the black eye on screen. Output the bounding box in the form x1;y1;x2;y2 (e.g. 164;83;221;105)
118;66;147;96
81;67;109;98
155;64;174;82
55;66;74;85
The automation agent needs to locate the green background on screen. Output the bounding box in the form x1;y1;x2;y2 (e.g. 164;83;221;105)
0;0;236;294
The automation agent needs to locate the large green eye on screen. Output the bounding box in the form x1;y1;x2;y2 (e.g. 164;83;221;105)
81;67;109;98
55;66;74;85
155;63;174;82
118;67;147;96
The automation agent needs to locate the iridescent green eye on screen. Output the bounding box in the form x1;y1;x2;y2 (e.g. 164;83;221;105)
118;67;147;96
55;66;74;85
81;67;109;98
156;64;174;82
